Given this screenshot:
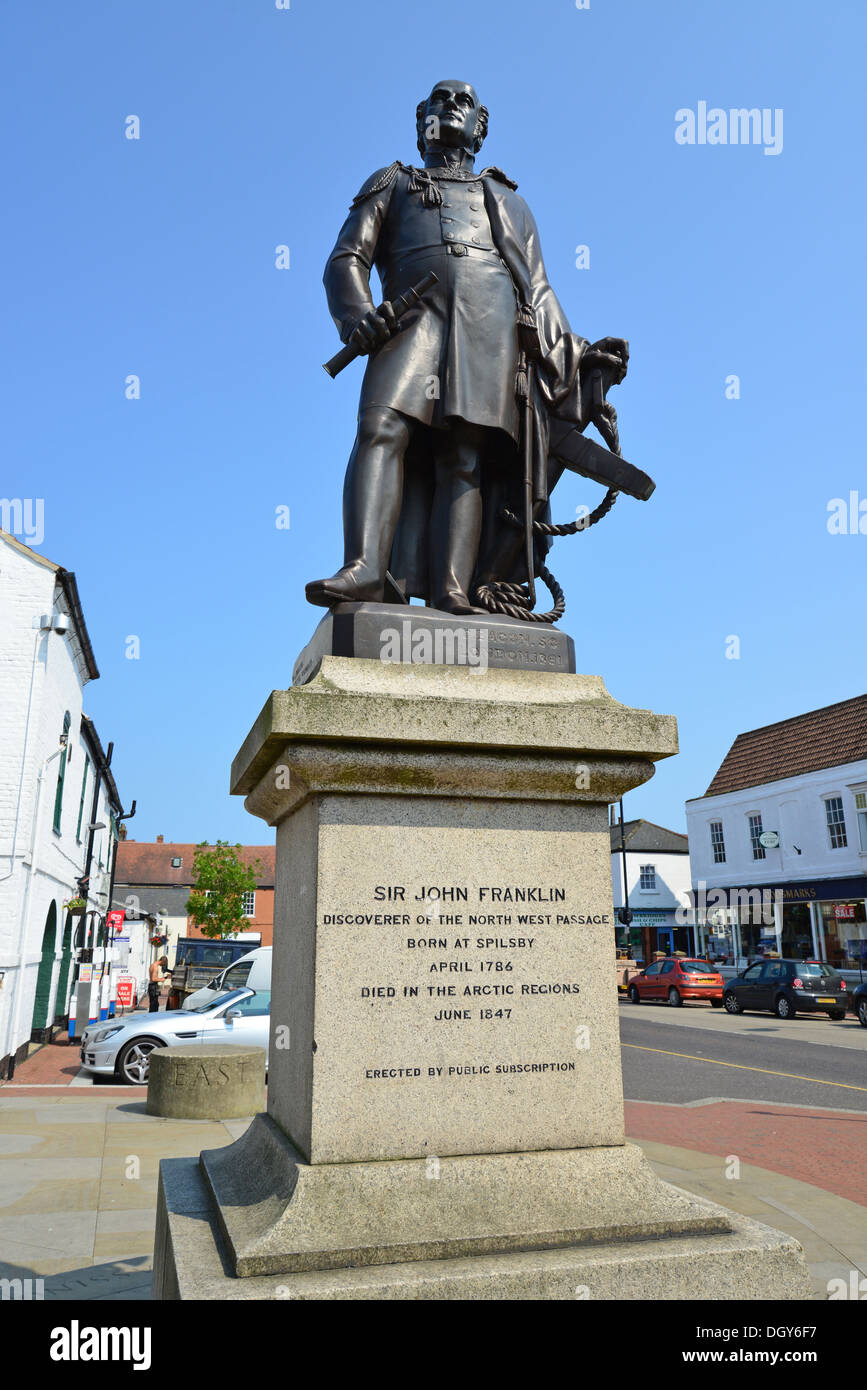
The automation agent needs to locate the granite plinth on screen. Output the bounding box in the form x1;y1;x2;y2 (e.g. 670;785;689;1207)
230;660;673;1165
291;602;575;685
154;660;811;1299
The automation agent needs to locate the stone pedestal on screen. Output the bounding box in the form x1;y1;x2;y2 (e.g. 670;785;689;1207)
153;658;811;1300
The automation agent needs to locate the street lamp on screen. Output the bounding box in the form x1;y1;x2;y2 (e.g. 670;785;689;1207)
616;797;633;937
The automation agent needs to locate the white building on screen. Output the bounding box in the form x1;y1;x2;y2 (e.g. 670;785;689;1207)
0;530;127;1076
686;695;867;972
610;816;693;957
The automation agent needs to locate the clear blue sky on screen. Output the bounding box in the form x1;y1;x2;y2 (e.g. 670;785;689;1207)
4;0;865;844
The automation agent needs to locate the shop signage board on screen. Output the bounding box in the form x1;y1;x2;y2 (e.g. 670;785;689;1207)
116;976;135;1007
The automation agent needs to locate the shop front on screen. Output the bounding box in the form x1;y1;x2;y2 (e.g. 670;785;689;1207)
622;909;694;961
692;876;867;970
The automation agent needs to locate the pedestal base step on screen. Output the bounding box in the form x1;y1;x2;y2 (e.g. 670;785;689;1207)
153;1126;813;1301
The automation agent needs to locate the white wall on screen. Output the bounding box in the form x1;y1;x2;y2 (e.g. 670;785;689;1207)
686;758;867;890
0;536;93;1062
611;851;692;913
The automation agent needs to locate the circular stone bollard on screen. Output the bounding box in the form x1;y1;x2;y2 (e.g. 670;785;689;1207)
146;1045;266;1120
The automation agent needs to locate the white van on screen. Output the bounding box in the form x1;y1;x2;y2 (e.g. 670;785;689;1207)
181;946;272;1011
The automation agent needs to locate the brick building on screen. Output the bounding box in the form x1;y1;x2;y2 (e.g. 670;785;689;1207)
114;838;276;962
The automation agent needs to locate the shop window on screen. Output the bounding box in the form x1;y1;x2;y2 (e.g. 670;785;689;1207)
709;820;726;864
820;901;867;970
824;797;847;850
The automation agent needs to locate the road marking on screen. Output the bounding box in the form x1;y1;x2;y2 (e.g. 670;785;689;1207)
622;1043;867;1092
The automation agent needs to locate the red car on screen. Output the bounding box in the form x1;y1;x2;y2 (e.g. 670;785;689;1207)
628;957;724;1008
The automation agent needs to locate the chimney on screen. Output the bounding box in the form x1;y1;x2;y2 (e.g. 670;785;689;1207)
156;835;164;844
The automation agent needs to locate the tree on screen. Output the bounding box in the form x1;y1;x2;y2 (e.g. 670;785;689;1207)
185;841;262;940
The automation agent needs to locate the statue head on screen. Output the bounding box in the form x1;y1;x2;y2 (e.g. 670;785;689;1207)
416;80;488;159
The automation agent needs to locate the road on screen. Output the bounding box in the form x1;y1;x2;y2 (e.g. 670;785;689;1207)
619;997;867;1111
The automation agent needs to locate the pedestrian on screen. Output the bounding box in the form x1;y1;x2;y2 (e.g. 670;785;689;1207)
148;956;169;1013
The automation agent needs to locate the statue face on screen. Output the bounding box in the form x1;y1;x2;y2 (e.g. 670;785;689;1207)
423;80;481;153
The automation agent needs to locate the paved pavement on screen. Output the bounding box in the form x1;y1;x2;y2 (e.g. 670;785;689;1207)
2;1037;96;1088
1;1009;864;1301
633;1134;867;1300
0;1090;249;1300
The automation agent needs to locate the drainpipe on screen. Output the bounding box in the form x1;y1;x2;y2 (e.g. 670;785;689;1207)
79;741;110;944
84;743;119;1015
107;800;136;916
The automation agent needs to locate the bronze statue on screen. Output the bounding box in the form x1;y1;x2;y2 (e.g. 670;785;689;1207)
307;79;652;623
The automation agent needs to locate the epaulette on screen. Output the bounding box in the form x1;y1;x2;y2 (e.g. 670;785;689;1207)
479;165;518;190
350;162;402;209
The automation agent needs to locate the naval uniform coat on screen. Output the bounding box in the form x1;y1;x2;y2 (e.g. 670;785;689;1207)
323;161;591;596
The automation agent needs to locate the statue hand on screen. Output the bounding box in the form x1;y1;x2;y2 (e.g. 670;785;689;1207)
349;301;397;355
585;337;629;383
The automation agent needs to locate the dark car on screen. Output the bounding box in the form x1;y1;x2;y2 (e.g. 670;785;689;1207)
850;981;867;1028
723;959;849;1020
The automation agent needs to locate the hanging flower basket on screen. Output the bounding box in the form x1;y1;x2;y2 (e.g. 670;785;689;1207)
63;896;87;916
149;933;167;947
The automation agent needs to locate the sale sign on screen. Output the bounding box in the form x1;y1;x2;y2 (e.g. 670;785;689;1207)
116;977;135;1008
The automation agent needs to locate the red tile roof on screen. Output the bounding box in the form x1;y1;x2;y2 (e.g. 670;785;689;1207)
115;841;275;888
704;694;867;797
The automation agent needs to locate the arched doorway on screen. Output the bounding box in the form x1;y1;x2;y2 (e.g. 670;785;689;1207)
31;901;58;1041
54;913;74;1025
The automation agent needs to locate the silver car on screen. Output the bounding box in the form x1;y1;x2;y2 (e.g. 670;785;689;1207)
79;987;270;1085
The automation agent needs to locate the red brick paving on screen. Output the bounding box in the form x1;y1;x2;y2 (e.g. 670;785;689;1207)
2;1037;82;1086
1;1003;161;1088
2;1034;137;1090
3;1085;138;1096
626;1100;867;1207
